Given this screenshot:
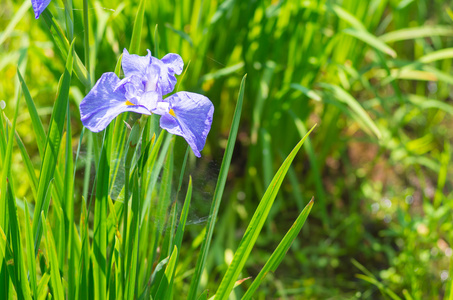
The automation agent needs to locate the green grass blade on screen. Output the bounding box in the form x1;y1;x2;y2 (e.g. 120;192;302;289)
43;212;64;300
41;10;90;87
320;83;382;139
129;0;147;54
242;199;314;299
379;26;453;43
17;67;46;158
0;227;13;296
343;28;397;58
78;201;90;300
1;114;39;200
0;74;21;284
188;75;246;299
174;176;192;250
154;246;178;300
93;132;109;300
0;0;31;46
65;103;76;299
214;125;316;300
32;40;74;256
24;200;37;298
6;179;32;300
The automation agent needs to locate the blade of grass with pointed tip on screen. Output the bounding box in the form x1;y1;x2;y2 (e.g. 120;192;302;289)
187;75;246;300
36;272;51;298
214;125;316;299
243;199;314;299
154;246;178;300
43;213;64;300
32;41;74;256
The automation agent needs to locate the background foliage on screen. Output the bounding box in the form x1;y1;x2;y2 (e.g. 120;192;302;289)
1;0;453;298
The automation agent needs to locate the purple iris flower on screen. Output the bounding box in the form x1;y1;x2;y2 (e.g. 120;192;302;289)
31;0;51;19
80;49;214;157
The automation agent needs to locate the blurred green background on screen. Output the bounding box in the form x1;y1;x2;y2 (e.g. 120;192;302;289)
1;0;453;298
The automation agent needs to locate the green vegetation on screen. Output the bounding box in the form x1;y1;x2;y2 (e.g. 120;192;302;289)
1;0;452;298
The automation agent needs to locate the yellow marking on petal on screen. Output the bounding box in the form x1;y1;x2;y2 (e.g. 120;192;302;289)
125;100;135;106
169;109;177;117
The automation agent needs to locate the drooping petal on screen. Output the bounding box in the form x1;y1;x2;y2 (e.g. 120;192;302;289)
121;49;152;78
158;92;214;157
161;53;184;75
32;0;51;19
80;72;151;132
152;53;184;95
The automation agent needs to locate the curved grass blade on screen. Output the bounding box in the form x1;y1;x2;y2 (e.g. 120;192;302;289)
379;26;453;43
32;40;74;256
187;74;247;300
17;68;46;157
214;125;316;299
320;83;381;139
343;28;396;58
242;198;314;299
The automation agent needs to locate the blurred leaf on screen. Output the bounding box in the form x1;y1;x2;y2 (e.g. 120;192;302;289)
380;26;453;43
343;28;397;58
320;83;382;139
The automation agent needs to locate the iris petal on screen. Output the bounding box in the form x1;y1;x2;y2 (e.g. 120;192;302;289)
152;54;183;95
159;92;214;157
122;49;152;78
80;72;151;132
32;0;51;18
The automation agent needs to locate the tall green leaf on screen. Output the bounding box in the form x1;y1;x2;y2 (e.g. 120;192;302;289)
214;125;316;299
242;199;314;299
32;40;74;256
188;75;247;299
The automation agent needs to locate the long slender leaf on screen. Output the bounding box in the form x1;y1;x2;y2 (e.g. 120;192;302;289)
43;213;64;300
32;40;74;256
242;199;314;299
187;74;247;299
214;125;316;299
24;201;38;298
